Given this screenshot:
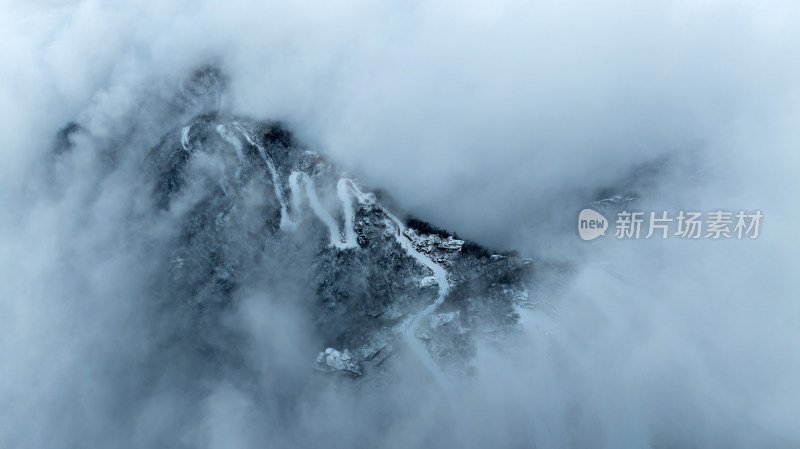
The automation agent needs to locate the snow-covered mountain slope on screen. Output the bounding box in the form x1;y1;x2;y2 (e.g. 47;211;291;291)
151;110;533;379
57;69;536;381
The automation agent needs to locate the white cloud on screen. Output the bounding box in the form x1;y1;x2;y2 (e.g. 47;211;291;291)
1;0;799;447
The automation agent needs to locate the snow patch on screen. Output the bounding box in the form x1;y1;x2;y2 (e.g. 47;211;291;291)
337;179;359;248
232;122;295;230
181;125;192;152
289;172;357;249
315;348;362;376
430;311;458;328
438;237;464;251
216;124;245;182
380;209;452;389
419;275;438;288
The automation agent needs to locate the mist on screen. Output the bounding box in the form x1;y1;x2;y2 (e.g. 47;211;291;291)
2;0;800;447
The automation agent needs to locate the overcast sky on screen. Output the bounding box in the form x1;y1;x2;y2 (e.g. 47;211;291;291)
2;0;800;447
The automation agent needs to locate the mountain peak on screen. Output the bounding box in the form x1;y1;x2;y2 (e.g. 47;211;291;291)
147;110;532;380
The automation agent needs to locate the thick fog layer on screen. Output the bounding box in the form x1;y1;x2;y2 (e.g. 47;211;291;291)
2;0;799;448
